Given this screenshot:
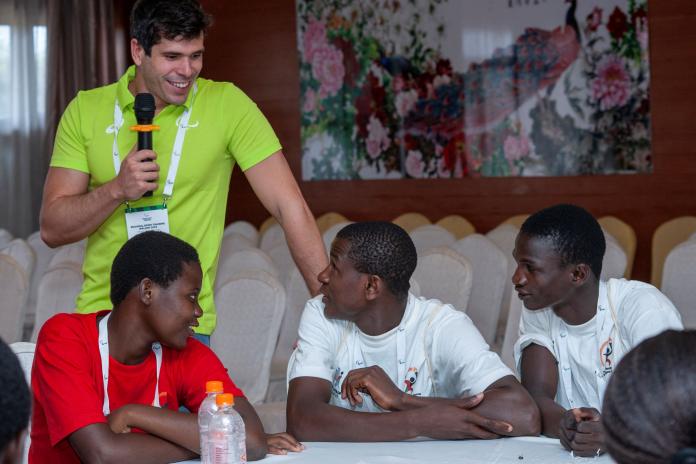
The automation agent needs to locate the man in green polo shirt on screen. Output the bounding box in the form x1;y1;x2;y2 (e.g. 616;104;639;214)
39;0;327;343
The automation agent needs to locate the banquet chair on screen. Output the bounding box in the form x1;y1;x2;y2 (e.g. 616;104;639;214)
500;291;525;373
31;262;83;342
485;223;520;345
215;248;278;292
219;232;256;261
213;270;286;405
259;223;286;252
322;221;353;252
48;240;86;268
267;242;296;286
651;216;696;288
258;216;278;236
26;232;58;321
0;228;12;248
223;220;259;246
500;214;530;229
436;214;476;239
412;247;473;312
1;239;36;282
10;341;34;464
410;224;456;255
392;212;431;232
600;239;628;281
598;216;636;278
0;254;30;343
315;212;349;234
661;237;696;329
266;267;311;402
450;234;508;345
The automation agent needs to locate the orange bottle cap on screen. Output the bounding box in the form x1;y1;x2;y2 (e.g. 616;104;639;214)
216;393;235;407
206;381;224;393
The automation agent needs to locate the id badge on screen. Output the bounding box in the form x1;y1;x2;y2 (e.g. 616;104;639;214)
125;204;170;239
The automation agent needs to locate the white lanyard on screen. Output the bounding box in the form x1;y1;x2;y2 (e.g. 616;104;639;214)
350;324;409;392
98;312;163;416
108;84;197;200
555;281;624;407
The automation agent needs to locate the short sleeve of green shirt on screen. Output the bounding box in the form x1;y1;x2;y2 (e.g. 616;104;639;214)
51;93;94;173
218;83;281;171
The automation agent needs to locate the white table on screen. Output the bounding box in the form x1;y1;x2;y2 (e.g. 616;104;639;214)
177;436;614;463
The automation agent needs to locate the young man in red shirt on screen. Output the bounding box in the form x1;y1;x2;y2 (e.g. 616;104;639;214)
29;231;301;463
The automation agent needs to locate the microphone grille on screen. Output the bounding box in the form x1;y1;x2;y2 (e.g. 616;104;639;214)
134;93;156;121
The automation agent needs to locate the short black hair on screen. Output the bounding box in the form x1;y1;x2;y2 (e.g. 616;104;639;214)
336;221;417;299
0;337;31;452
110;231;200;307
603;330;696;464
520;204;605;278
130;0;212;55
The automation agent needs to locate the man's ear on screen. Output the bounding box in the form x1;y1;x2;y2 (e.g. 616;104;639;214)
570;263;591;286
139;278;155;305
130;38;145;66
365;275;382;301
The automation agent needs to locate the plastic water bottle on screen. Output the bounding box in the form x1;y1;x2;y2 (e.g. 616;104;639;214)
198;380;224;464
208;393;247;463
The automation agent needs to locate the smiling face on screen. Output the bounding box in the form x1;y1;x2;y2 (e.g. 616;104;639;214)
318;238;370;322
131;33;204;109
146;261;203;350
512;233;577;311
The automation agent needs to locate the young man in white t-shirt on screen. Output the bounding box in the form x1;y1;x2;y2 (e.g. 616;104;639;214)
287;221;540;442
512;204;683;457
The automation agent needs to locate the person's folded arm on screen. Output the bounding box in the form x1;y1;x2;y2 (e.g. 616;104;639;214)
106;397;267;461
520;343;565;438
68;422;196;464
287;376;513;442
343;368;539;437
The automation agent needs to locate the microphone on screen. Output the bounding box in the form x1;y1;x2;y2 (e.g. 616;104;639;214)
134;93;156;197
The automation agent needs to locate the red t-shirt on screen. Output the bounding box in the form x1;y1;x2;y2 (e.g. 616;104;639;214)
29;310;244;463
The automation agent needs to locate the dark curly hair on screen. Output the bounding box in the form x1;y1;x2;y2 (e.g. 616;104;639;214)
336;221;416;300
0;337;30;452
130;0;212;55
520;204;605;278
603;330;696;464
110;231;200;307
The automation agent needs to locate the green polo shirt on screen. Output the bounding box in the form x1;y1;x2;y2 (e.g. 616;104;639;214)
50;65;281;334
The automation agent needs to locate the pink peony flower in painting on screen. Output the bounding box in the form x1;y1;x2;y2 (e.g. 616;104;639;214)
303;88;317;113
395;89;418;117
366;115;391;159
503;134;530;162
312;45;345;98
303;17;328;62
591;55;631;110
405;150;425;178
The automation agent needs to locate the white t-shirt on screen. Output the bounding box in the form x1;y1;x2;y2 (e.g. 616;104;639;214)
513;278;683;410
288;293;513;413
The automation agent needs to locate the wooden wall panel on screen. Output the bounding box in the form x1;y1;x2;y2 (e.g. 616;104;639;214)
199;0;696;281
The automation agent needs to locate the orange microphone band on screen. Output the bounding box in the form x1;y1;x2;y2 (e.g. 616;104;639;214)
130;124;160;132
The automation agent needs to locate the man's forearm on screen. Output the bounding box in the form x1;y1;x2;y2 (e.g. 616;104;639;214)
41;180;123;247
278;200;327;295
123;405;200;453
288;401;421;442
69;422;197;464
534;396;565;438
471;384;541;437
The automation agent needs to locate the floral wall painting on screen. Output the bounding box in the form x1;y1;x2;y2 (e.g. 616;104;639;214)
297;0;652;180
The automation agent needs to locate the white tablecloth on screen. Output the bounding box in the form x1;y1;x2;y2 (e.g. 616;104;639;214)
176;436;614;463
